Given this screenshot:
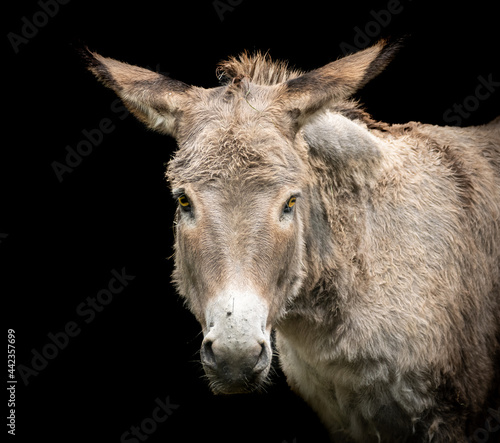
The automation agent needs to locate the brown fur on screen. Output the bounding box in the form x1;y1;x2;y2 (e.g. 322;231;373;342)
85;41;500;442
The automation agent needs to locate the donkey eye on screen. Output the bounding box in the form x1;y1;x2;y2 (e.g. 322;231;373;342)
178;194;191;210
283;196;297;213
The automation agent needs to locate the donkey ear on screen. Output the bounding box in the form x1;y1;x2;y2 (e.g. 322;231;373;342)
82;48;190;137
280;39;401;130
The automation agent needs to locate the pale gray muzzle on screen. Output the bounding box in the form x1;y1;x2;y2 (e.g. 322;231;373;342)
200;288;272;393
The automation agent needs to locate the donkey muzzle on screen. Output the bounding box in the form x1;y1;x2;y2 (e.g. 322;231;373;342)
201;289;272;394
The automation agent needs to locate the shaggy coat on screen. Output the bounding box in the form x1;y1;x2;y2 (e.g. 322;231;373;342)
84;41;500;442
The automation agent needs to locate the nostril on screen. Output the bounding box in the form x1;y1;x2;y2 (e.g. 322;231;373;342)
201;340;217;369
253;342;270;374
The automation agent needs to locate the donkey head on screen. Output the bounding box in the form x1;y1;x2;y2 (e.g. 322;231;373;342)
85;41;399;394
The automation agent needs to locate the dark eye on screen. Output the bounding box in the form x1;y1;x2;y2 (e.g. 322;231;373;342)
283;196;297;214
178;194;191;211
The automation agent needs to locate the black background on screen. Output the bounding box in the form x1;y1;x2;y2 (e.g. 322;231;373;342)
4;1;499;442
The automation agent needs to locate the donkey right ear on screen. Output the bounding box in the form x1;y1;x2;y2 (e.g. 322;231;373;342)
82;48;190;138
279;39;402;132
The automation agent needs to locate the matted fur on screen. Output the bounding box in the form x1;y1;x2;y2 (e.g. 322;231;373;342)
85;41;500;442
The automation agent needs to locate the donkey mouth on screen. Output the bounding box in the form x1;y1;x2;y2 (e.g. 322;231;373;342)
201;341;272;395
204;364;271;395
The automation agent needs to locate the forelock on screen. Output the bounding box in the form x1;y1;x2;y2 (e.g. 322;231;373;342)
216;51;303;86
166;120;301;186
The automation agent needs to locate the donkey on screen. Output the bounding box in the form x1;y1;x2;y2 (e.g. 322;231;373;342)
84;40;500;442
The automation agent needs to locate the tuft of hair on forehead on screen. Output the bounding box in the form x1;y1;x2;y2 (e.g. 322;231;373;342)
216;51;304;86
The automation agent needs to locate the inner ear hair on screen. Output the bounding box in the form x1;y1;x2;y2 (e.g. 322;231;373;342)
281;39;403;129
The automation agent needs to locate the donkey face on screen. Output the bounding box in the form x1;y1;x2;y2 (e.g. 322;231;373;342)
171;178;306;393
84;40;400;393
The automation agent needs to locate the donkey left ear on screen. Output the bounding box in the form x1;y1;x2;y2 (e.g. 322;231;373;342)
82;48;191;138
279;39;402;130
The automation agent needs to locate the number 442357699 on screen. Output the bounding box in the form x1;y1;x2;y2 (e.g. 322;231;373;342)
8;329;15;380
